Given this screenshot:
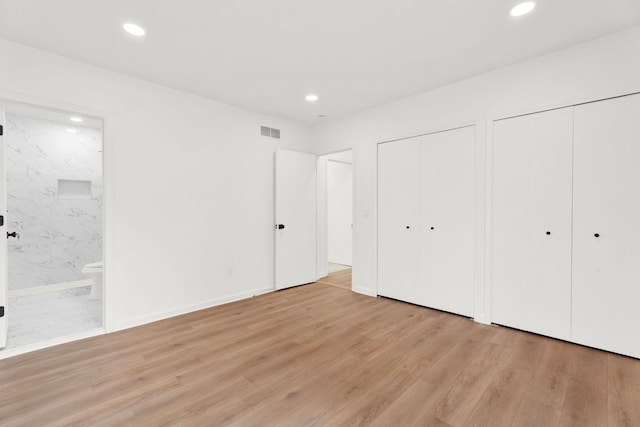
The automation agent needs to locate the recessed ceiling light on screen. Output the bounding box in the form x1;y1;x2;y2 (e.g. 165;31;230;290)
123;22;146;36
510;2;536;17
305;94;319;102
69;116;83;122
67;128;77;133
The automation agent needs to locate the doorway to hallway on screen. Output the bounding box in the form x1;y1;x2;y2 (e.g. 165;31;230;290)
317;263;351;290
317;149;353;290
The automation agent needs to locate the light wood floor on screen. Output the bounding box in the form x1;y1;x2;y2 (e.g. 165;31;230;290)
1;282;639;426
317;267;352;290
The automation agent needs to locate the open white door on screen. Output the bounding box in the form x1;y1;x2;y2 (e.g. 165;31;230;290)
0;106;7;348
275;149;317;290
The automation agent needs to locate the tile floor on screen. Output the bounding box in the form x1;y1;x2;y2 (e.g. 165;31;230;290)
1;287;102;351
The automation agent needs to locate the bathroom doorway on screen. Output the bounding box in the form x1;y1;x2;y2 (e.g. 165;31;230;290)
0;102;104;353
317;149;353;290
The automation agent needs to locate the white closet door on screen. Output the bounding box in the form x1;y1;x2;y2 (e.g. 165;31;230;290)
420;126;475;316
378;138;421;303
491;108;573;340
573;94;640;358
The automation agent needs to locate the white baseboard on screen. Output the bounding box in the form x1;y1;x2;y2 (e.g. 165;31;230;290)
353;286;377;297
114;286;275;332
0;328;105;360
9;280;93;298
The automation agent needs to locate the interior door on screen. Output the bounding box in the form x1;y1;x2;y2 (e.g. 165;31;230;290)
275;149;317;290
491;108;573;340
420;126;475;316
572;93;640;358
377;137;421;304
0;106;7;348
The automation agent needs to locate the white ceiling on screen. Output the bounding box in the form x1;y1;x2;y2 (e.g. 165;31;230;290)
5;102;103;130
1;0;640;125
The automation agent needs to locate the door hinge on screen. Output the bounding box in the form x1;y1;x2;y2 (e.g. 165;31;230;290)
0;215;3;227
0;124;3;136
0;307;4;318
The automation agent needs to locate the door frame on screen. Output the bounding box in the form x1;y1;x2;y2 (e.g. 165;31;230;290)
0;93;112;353
0;105;6;348
316;148;354;287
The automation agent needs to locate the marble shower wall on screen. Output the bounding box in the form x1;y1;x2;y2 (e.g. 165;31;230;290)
6;114;103;290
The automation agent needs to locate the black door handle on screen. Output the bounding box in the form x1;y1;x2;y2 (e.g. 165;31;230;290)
276;224;285;230
7;231;19;239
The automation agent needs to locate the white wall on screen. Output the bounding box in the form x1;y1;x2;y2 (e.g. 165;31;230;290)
0;39;313;331
327;161;352;266
6;114;103;290
310;26;640;316
3;25;640;332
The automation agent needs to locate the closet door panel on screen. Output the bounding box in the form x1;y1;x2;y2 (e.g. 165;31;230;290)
492;108;573;340
378;138;421;304
573;94;640;358
421;126;475;316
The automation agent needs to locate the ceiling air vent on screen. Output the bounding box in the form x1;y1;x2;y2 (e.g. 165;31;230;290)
260;126;281;139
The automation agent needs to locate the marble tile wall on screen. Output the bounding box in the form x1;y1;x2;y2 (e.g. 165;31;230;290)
5;114;103;290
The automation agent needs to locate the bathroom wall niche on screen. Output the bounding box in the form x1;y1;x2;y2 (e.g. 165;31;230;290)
58;179;92;200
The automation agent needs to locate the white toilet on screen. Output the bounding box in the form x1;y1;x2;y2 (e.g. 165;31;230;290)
82;261;103;299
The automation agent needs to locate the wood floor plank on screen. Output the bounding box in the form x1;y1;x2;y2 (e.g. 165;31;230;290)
538;339;576;375
559;344;609;426
1;278;639;426
526;363;570;409
511;397;562;427
504;332;549;372
369;379;440;426
561;377;608;427
428;362;502;426
463;366;532;426
242;357;362;427
131;378;253;426
315;363;429;426
608;354;640;427
569;344;608;388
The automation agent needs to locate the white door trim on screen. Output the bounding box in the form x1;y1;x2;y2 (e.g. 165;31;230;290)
0;105;7;348
316;148;355;289
0;97;111;344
